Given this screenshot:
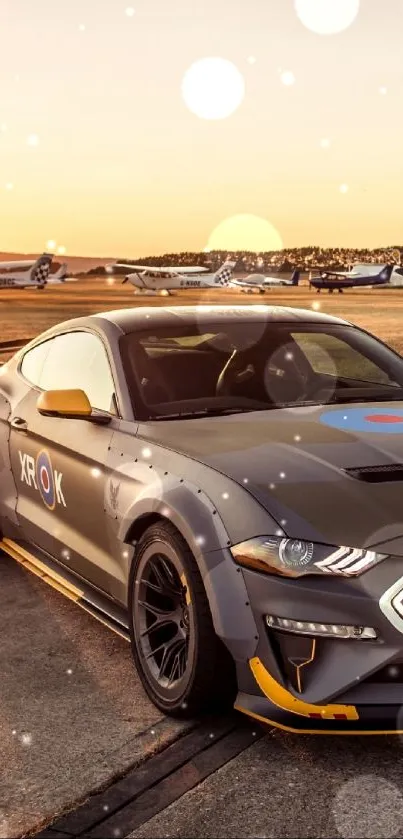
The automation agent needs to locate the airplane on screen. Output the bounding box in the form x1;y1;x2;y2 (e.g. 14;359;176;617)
0;253;54;289
0;254;77;290
108;259;237;295
309;263;395;293
229;269;301;294
44;263;77;285
50;263;68;281
364;264;403;288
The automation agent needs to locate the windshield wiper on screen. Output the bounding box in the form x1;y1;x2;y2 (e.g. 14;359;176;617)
149;387;403;420
151;406;266;421
329;387;403;404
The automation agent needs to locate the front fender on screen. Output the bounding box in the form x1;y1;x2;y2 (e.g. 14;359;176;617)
117;473;231;572
106;462;260;659
119;483;260;662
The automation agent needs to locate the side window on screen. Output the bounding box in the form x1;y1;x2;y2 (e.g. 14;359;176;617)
20;339;54;387
39;331;117;414
292;332;390;384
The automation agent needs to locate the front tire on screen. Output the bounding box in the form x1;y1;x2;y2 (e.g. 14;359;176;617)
128;521;236;718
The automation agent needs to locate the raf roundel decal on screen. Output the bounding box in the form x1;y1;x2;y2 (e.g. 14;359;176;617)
36;449;56;509
320;407;403;434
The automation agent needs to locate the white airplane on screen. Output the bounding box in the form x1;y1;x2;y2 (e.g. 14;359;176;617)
229;269;301;293
0;254;77;289
50;263;68;281
0;253;54;289
46;263;77;285
108;259;237;295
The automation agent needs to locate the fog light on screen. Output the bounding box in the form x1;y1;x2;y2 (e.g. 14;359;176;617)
266;615;377;639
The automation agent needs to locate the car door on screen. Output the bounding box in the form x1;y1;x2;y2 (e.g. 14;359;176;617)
8;329;125;601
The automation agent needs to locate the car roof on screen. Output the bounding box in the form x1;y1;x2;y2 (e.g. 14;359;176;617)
89;305;350;334
29;305;351;345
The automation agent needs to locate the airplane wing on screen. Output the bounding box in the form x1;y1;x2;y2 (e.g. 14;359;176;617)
167;266;209;274
112;264;178;276
0;259;37;269
319;267;376;279
111;263;208;274
318;270;350;279
230;278;265;288
0;252;53;271
111;263;154;271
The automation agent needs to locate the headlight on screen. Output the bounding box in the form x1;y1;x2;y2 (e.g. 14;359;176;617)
230;536;387;578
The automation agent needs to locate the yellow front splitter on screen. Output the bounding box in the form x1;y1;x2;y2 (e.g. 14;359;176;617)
234;656;403;735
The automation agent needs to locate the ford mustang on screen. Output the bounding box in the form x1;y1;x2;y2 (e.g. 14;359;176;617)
3;304;403;734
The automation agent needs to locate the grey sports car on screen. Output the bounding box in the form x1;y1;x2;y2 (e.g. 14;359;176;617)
3;304;403;734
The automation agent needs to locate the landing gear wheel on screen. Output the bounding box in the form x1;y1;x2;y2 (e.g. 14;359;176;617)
128;522;236;718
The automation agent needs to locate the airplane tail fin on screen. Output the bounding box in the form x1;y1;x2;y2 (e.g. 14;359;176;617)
214;259;237;286
30;253;53;285
51;263;68;281
378;264;395;284
291;269;300;286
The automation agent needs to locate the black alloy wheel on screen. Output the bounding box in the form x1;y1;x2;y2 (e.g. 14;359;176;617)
128;521;236;717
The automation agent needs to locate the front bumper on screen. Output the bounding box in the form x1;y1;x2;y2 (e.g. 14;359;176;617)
235;661;403;734
233;558;403;734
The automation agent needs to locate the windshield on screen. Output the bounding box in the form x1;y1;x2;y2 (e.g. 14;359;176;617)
119;320;403;421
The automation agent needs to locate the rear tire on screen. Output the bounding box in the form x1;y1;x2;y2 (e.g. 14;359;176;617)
128;521;236;718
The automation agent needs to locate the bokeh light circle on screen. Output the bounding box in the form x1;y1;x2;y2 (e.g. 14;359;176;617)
264;339;337;413
333;775;403;838
281;71;295;86
181;57;245;120
207;214;283;252
295;0;360;34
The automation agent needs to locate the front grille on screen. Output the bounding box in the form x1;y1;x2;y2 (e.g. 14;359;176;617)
345;463;403;483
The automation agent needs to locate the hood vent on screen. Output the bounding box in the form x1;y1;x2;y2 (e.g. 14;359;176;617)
345;463;403;483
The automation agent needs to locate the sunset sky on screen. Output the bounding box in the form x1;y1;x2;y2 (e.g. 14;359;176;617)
0;0;402;258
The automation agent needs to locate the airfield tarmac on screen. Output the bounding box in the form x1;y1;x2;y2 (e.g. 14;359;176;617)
2;276;403;837
1;274;403;354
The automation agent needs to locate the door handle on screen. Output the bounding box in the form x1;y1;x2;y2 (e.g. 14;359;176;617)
10;417;28;432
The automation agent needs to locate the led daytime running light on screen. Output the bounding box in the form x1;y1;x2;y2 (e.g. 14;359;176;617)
266;614;377;639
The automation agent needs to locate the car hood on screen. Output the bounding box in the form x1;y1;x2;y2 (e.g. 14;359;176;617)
144;402;403;555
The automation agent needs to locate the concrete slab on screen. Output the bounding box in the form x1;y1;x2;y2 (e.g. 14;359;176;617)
127;729;403;838
0;554;191;838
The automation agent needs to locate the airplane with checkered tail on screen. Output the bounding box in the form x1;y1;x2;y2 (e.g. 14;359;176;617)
0;254;77;289
107;258;237;295
0;253;54;289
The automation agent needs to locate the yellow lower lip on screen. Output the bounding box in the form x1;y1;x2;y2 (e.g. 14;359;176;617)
249;656;358;720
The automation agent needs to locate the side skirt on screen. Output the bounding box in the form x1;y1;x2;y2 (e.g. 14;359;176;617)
0;537;130;642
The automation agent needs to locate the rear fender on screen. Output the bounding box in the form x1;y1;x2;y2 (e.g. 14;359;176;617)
0;390;19;530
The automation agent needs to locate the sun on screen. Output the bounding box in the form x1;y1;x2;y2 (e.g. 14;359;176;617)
207;215;283;252
181;57;245;120
294;0;360;34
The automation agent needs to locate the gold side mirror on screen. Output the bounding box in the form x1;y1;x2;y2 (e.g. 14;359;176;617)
37;389;92;418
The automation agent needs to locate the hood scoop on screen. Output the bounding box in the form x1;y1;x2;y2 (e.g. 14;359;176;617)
345;463;403;483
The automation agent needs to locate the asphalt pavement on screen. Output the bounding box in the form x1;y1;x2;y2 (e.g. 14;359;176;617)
0;552;192;838
127;729;403;838
4;548;403;839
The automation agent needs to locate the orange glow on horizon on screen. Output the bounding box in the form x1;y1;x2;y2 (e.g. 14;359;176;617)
0;0;402;258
